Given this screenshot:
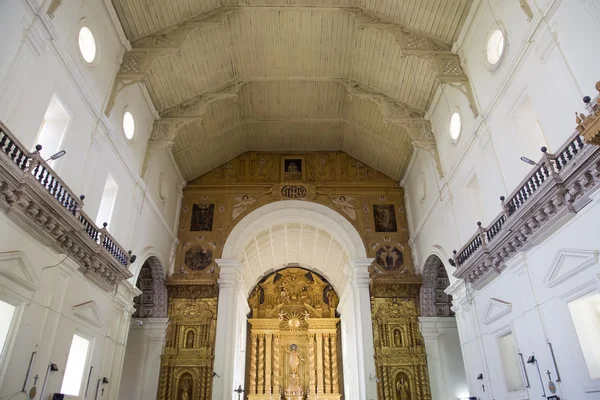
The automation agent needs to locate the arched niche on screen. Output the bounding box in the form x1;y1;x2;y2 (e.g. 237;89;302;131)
420;254;454;318
133;256;168;318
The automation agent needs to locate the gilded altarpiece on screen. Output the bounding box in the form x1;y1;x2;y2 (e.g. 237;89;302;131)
160;151;431;399
246;268;343;400
370;268;430;400
157;283;218;400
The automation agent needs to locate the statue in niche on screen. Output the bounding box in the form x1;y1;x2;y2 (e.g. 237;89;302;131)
286;344;304;375
284;159;302;180
185;331;195;349
395;373;411;400
179;376;192;400
394;329;403;347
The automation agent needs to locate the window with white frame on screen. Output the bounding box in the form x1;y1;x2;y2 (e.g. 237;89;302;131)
568;291;600;380
122;110;136;141
487;29;506;67
449;111;462;142
95;174;118;228
34;94;70;166
60;334;91;396
0;300;16;364
78;26;97;64
497;331;525;392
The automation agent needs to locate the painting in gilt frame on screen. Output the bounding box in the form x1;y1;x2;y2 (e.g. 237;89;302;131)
373;204;397;232
190;204;215;231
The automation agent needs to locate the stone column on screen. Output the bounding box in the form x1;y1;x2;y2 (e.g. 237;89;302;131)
338;258;377;400
213;259;249;400
316;333;324;395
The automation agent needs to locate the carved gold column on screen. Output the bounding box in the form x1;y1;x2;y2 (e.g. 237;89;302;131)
316;333;324;395
249;333;257;395
330;333;339;394
308;333;316;395
324;334;332;393
273;334;280;394
258;334;265;394
265;333;272;395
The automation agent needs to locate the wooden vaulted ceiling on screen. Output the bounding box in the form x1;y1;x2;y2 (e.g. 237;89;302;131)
111;0;474;181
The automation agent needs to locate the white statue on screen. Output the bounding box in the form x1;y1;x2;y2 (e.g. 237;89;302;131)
332;195;356;220
232;195;256;220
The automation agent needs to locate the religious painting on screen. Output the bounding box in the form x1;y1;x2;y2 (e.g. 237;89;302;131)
376;246;404;270
282;156;304;181
190;204;214;231
184;247;213;271
374;204;397;232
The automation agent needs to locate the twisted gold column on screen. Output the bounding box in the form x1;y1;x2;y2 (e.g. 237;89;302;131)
265;333;272;395
249;333;257;394
273;334;280;394
308;333;316;394
324;334;332;393
330;333;339;394
316;333;324;395
258;334;265;394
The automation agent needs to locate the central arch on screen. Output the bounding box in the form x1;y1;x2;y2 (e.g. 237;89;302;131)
222;200;368;295
214;200;375;400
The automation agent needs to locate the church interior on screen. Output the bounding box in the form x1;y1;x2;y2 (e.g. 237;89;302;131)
0;1;599;400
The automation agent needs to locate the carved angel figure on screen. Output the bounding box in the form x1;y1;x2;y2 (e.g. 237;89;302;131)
232;195;256;220
332;195;356;220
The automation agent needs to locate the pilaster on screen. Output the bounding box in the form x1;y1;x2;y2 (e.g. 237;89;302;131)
212;259;248;400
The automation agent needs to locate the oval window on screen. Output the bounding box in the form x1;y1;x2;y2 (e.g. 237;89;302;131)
123;111;136;140
487;29;506;66
450;112;462;142
78;27;97;64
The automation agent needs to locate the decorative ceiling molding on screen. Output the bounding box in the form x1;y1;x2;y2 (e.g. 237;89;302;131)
72;301;103;327
482;298;512;325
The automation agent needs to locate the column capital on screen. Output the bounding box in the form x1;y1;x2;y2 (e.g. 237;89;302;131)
216;258;244;288
344;258;374;286
445;279;471;313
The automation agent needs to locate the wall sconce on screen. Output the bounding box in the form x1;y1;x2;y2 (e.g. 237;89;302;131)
476;373;483;380
527;355;536;364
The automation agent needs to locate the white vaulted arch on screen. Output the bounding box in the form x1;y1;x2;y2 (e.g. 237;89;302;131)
214;200;376;400
221;200;367;295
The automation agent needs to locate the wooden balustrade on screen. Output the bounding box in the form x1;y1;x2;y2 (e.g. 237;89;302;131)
0;121;134;270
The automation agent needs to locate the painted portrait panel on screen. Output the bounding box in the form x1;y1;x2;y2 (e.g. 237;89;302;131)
373;204;397;232
185;247;213;271
376;246;404;270
190;204;214;231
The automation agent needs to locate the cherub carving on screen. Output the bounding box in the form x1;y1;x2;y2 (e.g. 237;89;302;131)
232;195;256;219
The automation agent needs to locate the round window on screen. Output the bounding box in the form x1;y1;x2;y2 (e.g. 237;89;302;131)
486;29;506;66
123;111;136;140
78;27;97;64
449;111;462;142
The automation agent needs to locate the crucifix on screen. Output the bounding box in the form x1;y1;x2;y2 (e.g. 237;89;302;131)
234;385;244;400
33;375;39;385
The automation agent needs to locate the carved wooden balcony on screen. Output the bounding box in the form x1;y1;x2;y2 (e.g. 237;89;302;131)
0;121;134;291
452;131;600;289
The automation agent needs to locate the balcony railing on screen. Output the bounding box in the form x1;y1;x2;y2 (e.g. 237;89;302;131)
451;102;600;288
0;121;134;290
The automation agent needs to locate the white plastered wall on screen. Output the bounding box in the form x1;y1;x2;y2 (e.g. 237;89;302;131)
0;0;184;398
403;0;600;399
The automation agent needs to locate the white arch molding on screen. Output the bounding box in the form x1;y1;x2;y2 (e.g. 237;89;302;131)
213;200;377;400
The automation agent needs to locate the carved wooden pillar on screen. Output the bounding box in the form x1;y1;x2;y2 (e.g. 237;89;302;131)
273;334;280;394
330;333;339;394
324;334;332;393
249;333;257;394
383;366;391;399
316;333;324;395
258;334;265;394
265;333;272;395
308;333;316;395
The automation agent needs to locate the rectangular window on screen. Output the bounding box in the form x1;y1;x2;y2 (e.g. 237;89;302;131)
0;300;16;361
497;332;525;392
95;174;118;228
34;94;70;166
568;291;600;380
60;334;91;396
